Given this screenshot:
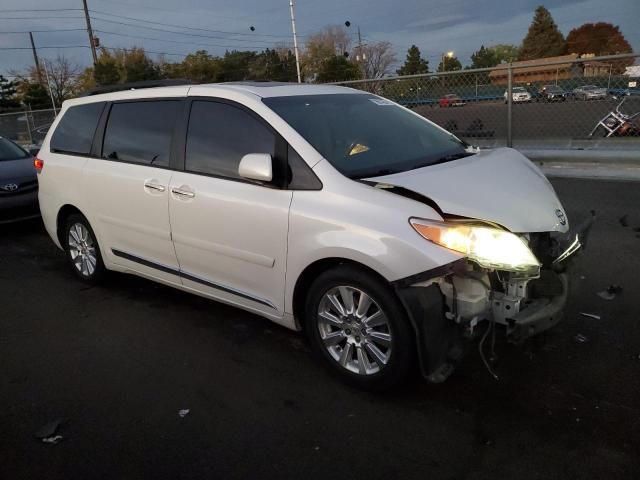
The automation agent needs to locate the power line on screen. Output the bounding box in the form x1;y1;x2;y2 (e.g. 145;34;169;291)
0;8;83;12
0;28;86;34
0;45;90;50
0;16;85;20
94;29;291;51
90;16;294;45
89;9;299;38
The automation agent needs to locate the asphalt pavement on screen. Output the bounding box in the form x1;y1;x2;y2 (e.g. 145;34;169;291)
1;178;639;480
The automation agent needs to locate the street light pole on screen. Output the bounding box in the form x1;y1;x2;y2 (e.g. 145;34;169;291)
288;0;302;83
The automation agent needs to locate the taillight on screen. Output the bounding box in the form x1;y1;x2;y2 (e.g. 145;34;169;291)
34;157;44;172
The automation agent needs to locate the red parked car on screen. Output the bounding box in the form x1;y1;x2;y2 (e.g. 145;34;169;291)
439;94;465;108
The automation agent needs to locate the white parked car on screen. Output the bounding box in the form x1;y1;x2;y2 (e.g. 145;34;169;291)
36;82;590;390
504;87;532;103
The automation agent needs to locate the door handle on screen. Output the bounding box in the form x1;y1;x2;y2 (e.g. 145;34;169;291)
171;186;195;198
144;181;166;192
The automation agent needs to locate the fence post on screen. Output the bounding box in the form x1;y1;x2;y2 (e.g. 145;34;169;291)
507;62;513;148
25;105;34;145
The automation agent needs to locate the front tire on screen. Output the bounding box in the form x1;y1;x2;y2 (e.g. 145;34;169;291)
304;265;415;391
64;213;105;284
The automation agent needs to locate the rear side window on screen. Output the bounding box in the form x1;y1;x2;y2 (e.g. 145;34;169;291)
50;102;105;155
102;101;180;167
185;101;276;179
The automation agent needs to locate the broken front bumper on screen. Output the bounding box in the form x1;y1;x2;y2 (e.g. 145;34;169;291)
393;212;594;382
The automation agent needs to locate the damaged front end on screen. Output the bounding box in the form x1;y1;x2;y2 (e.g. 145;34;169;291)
394;212;595;383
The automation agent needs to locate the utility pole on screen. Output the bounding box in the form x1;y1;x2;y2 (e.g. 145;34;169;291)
288;0;302;83
42;60;58;116
82;0;98;66
28;32;43;84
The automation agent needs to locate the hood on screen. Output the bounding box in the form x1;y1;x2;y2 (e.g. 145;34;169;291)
0;157;36;185
365;148;568;233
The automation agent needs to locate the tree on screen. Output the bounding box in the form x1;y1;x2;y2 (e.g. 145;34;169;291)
316;55;360;83
20;82;51;109
303;25;352;80
437;55;462;72
248;49;297;82
470;44;520;68
356;41;396;79
31;56;82;107
94;48;120;85
396;45;428;76
120;47;159;82
469;45;496;69
566;23;632;56
0;75;19;109
492;44;520;64
519;6;566;60
179;50;222;83
218;50;257;81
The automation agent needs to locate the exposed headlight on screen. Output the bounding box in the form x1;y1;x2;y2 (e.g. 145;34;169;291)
410;218;540;272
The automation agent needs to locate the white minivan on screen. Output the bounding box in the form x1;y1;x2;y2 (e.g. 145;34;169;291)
36;81;590;390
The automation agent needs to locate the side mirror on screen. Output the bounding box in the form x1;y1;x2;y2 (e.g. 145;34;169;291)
238;153;273;182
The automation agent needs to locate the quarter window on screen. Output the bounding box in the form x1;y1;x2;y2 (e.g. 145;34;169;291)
185;101;276;179
102;101;180;167
50;102;105;155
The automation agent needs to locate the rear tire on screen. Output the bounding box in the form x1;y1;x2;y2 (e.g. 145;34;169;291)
304;265;415;391
64;213;105;284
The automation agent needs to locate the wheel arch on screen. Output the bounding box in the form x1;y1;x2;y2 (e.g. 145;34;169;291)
292;257;394;330
56;204;87;248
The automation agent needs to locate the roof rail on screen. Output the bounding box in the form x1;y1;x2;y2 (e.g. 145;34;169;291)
80;79;193;97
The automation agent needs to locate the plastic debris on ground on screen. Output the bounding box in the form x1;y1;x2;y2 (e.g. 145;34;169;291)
597;284;623;301
178;409;190;418
579;312;601;320
35;418;64;444
41;435;64;444
574;334;588;343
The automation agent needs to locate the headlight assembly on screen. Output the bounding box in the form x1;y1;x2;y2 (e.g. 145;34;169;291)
410;218;540;273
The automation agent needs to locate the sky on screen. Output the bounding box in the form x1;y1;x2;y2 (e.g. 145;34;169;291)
0;0;638;77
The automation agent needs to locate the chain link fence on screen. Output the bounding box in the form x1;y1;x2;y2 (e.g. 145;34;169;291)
0;108;57;147
333;53;640;149
1;53;637;151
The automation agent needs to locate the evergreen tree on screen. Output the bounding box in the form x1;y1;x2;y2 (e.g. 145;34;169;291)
396;45;429;75
21;82;51;109
519;6;566;60
437;55;462;72
0;75;19;109
470;45;496;69
316;55;361;82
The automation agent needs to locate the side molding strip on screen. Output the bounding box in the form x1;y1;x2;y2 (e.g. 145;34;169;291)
111;248;276;309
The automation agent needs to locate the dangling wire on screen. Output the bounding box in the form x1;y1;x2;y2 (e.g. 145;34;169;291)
479;321;499;380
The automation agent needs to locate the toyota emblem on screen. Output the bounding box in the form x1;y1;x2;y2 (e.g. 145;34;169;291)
1;183;18;192
555;209;567;226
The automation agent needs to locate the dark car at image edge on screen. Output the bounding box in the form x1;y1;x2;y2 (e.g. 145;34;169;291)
0;137;40;224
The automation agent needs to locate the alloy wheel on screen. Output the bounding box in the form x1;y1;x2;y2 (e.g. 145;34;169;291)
68;222;97;277
317;286;392;375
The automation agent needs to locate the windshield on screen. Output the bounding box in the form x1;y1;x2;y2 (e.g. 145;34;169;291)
263;94;470;179
0;138;30;162
546;86;563;92
513;87;527;92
